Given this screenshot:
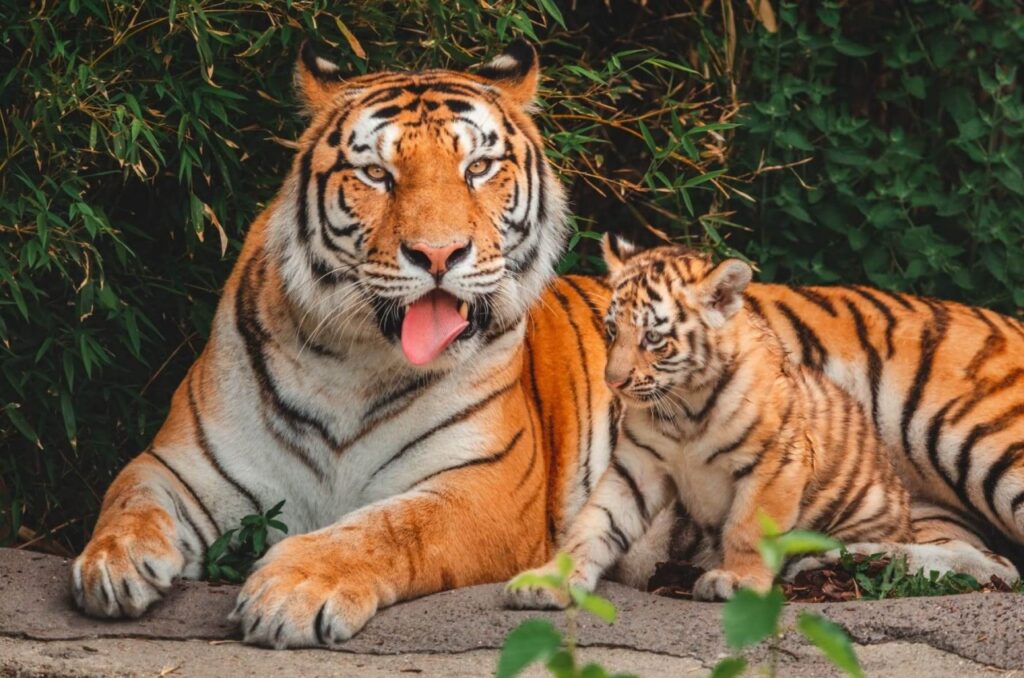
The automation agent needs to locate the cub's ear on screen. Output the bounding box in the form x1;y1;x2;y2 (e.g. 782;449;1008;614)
476;40;540;107
601;233;639;276
697;259;752;328
295;42;346;113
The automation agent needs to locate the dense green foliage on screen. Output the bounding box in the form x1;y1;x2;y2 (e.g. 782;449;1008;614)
1;1;1021;550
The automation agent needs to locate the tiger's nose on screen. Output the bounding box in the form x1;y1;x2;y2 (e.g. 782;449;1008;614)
401;241;471;276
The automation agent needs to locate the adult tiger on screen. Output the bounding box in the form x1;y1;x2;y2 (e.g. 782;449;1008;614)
71;42;617;648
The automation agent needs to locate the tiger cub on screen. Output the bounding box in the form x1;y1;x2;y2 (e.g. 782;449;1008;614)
508;237;912;603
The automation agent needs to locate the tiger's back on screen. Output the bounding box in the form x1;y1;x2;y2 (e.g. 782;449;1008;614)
747;283;1024;551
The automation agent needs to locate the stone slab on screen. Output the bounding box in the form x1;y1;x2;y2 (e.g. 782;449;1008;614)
1;548;1022;674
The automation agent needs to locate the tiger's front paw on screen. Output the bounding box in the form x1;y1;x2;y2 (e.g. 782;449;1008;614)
71;508;184;618
230;536;378;649
693;568;771;601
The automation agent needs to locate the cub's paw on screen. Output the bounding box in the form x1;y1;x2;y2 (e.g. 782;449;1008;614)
502;559;590;611
71;509;184;618
692;568;770;601
230;538;378;649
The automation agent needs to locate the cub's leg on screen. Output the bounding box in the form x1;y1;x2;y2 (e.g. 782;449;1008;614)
71;449;216;617
692;457;809;601
785;501;1019;583
503;440;672;610
609;502;713;589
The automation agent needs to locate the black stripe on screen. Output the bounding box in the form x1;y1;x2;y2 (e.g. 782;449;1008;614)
924;399;960;492
705;417;760;465
844;298;882;427
598;506;630;552
363;374;435;423
848;286;897;357
774;300;828;369
235;256;341;452
164;489;210;552
145;449;222;537
912;512;980;537
950;369;1024;426
900;301;949;464
955;402;1024;502
408;429;524;490
562;276;607;338
186;376;261;512
551;284;595;492
515;391;541;491
827;479;873;534
792;287;838;316
612;459;649;522
982;442;1024;527
623;426;665;462
693;362;737;421
966;307;1007;374
370;381;517;480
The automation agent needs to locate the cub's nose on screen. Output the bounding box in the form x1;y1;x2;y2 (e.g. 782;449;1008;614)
605;374;628;389
401;241;471;276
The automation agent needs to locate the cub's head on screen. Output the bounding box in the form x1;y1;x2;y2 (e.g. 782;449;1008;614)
601;236;752;407
272;41;567;369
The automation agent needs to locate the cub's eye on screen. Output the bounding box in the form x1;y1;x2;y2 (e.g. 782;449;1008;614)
362;165;390;182
605;322;617;340
644;330;663;345
465;158;493;180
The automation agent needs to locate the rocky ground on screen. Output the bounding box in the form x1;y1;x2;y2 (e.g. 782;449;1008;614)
2;548;1022;677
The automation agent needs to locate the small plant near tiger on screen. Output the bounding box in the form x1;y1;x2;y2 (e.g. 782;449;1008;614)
204;500;288;584
836;549;987;600
710;515;863;678
497;553;635;678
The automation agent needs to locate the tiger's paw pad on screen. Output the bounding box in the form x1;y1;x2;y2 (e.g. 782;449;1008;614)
231;561;377;649
71;531;184;618
693;569;769;601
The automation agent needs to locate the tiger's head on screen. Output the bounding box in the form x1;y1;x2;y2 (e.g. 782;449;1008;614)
270;41;567;369
601;235;753;408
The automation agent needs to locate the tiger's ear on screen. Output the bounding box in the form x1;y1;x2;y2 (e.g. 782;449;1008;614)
476;40;540;107
696;259;752;328
602;233;639;276
295;42;346;113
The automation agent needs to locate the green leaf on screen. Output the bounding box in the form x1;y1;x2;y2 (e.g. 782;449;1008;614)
774;531;841;558
507;572;563;592
555;551;573;579
496;619;562;678
710;656;748;678
536;0;566;29
579;663;611;678
722;587;784;650
570;586;617;623
797;612;863;677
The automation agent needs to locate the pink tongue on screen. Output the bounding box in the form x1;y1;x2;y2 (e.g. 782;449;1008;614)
401;290;470;365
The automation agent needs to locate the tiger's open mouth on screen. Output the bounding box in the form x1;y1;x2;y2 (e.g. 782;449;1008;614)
374;290;493;365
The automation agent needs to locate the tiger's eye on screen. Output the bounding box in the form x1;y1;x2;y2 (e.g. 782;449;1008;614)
466;159;492;178
364;165;388;181
644;330;662;344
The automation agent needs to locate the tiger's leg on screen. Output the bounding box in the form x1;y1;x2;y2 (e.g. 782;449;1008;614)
785;500;1020;583
503;440;672;610
71;450;216;617
232;464;547;649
